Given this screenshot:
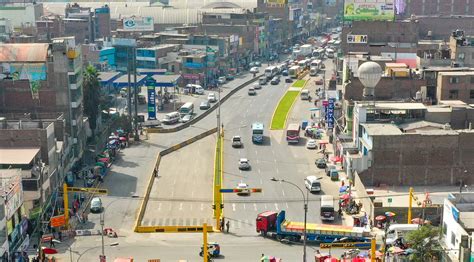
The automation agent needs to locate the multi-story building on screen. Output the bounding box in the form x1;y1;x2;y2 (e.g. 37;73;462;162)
0;3;43;30
436;71;474;104
0;19;12;42
449;30;474;67
136;44;179;69
36;16;64;42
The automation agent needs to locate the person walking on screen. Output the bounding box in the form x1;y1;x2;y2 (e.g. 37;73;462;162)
225;221;230;233
49;238;55;248
220;217;225;232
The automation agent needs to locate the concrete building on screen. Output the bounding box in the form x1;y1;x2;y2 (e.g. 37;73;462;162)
436;71;474;104
442;193;474;262
0;3;43;29
36;16;64;43
449;30;474;67
401;0;474;17
136;44;179;70
0;19;12;42
416;40;451;68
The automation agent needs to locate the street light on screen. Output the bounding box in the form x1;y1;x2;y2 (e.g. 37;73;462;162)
270;177;310;262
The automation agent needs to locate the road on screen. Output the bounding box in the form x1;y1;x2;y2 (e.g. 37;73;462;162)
52;60;354;262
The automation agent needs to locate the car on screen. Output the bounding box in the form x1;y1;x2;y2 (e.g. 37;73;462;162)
90;197;102;213
218;77;226;85
315;78;324;85
259;77;267;85
248;87;256;96
237;182;250;196
270;77;280;85
281;70;289;76
226;74;235;81
238;158;251;170
232;136;243;148
179;114;193;123
253;83;261;90
119;87;128;97
249;62;256;68
250;67;259;74
285;78;293;83
255;61;261;67
208;93;217;102
200;101;210;110
315;158;327;168
306;139;317;149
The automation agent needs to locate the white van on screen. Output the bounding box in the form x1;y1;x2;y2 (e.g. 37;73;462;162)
385;224;420;246
186;84;204;95
305;176;321;193
162;112;180;125
300;89;310;100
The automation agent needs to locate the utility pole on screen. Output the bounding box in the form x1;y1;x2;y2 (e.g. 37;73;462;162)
408;187;413;224
127;48;132;118
100;213;105;259
133;47;139;141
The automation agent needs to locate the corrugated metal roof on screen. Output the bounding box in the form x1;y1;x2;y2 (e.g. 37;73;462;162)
0;44;49;63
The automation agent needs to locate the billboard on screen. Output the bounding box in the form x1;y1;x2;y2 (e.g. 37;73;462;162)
146;77;157;120
0;63;46;81
347;34;368;44
344;0;395;21
123;16;154;31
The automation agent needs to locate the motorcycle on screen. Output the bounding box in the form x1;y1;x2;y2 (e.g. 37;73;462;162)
199;242;220;258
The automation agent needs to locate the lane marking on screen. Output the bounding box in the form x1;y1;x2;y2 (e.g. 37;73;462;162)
190;204;193;211
255;150;258;156
282;189;285;197
179;203;183;211
276;168;280;174
243;203;246;210
260;178;263;185
274;203;279;211
258;169;261;174
232;203;236;212
173;178;177;186
191;191;194;198
254;203;257;211
171;190;174;198
158;203;162;211
286;203;289;209
201;203;204;211
265;204;268;209
238;150;241;155
257;159;259;164
272;150;275;155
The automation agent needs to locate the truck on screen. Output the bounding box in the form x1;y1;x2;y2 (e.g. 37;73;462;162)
300;44;313;57
256;210;371;246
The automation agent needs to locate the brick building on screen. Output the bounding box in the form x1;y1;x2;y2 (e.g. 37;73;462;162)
401;0;474;17
436;71;474;104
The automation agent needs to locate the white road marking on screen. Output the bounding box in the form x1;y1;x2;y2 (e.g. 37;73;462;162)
254;203;257;211
265;204;268;209
171;190;174;198
179;203;183;211
190;204;193;211
201;203;204;211
232;203;236;212
257;159;259;164
282;189;285;196
239;170;242;174
158;203;162;211
274;159;277;163
276;168;279;174
272;150;275;155
260;178;263;184
274;203;279;211
191;191;194;198
243;203;246;210
286;203;289;209
255;150;258;155
173;178;177;186
258;169;261;174
238;150;241;155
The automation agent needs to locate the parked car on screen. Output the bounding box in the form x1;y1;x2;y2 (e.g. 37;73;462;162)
237;182;250;196
238;158;251;170
249;62;256;68
208;93;217;102
306;139;317;149
281;70;289;76
179;114;193;123
218;77;226;85
285;78;293;83
90;197;103;213
255;61;262;67
259;77;267;85
315;158;327;168
200;101;211;110
226;75;235;81
250;67;259;74
232;136;243;148
253;83;261;90
315;78;324;85
270;77;280;85
248;87;256;96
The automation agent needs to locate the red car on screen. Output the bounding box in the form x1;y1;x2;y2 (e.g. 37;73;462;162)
315;79;324;85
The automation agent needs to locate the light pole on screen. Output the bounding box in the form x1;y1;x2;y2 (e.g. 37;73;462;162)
270;177;308;262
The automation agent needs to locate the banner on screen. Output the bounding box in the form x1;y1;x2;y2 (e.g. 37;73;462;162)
344;0;395;21
123;17;154;31
347;34;368;44
326;98;335;129
146;77;157;120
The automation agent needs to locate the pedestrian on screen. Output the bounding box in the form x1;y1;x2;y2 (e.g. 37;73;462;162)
220;217;225;231
226;221;230;233
49;238;55;248
58;231;62;241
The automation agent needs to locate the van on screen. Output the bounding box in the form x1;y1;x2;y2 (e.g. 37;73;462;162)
194;85;204;95
385;224;420;246
259;77;267;85
162;112;180;125
305;176;321;193
300;89;309;100
90;197;102;213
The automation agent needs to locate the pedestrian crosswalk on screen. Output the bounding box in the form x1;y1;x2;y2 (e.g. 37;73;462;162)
141;217;256;229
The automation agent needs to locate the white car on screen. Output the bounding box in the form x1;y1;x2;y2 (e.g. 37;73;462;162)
253;83;262;90
250;67;259;74
238;158;251;170
218;76;226;85
237;182;250;196
179;114;193;123
306;139;317;149
90;197;102;213
207;93;217;102
255;61;262;67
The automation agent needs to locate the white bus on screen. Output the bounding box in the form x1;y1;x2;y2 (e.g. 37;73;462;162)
178;102;194;116
320;195;335;221
312;48;325;59
325;48;335;58
298;59;310;70
289;66;302;79
265;66;279;79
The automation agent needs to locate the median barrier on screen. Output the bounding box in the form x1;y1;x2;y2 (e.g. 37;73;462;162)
136;224;215;233
134;127;218;232
146;74;263;134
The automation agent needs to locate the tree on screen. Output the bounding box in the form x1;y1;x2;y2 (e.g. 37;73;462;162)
83;65;101;134
405;225;441;262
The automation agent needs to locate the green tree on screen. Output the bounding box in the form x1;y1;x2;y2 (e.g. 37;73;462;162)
83;65;101;134
405;225;441;261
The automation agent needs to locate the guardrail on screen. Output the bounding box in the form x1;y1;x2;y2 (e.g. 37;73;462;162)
147;74;263;134
134;127;218;233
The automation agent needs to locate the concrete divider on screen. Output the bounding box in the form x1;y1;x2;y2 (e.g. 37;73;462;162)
134;127;218;233
136;225;215;233
146;74;263;133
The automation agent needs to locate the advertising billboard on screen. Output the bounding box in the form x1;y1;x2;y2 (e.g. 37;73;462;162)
347;34;368;44
344;0;395;21
146;77;157;120
123;16;154;31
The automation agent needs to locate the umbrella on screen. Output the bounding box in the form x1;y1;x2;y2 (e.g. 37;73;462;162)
98;158;110;163
385;211;396;217
108;135;119;140
95;162;105;167
119;137;127;141
330;156;343;163
108;140;118;145
375;215;386;221
42;247;58;254
388;246;404;254
340;194;350;200
339;186;348;193
411;217;424;224
309;108;321;111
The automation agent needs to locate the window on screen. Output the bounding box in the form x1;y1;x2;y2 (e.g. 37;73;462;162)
470;90;474;99
450;77;460;84
451;232;456;246
471;77;474;84
449;90;459;99
458;52;465;60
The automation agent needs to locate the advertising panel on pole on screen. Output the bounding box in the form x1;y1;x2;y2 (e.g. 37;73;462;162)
5;179;22;220
122;17;154;31
344;0;395;21
50;215;66;228
347;34;368;44
326;98;335;129
146;77;157;120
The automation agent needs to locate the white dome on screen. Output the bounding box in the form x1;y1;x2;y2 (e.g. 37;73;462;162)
357;61;382;88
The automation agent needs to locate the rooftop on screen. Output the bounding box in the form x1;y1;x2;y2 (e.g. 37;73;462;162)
0;148;40;165
356;101;427;110
439;71;474;76
398;120;445;131
98;71;121;83
0;44;49;63
361;123;403;136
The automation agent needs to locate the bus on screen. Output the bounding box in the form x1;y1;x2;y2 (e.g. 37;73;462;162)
286;123;301;144
178;102;194;116
312;48;325;59
288;66;302;79
251;122;264;144
325;48;335;58
309;59;322;76
265;66;278;79
298;59;310;70
320;195;335;221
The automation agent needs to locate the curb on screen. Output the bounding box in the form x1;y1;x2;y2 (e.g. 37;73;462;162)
270;79;308;130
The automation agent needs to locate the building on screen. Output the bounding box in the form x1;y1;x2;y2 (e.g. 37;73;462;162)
93;5;111;39
401;0;474;17
36;16;64;42
0;19;12;42
436;71;474;104
0;169;26;259
136;44;179;70
442;193;474;262
0;3;43;29
449;30;474;67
